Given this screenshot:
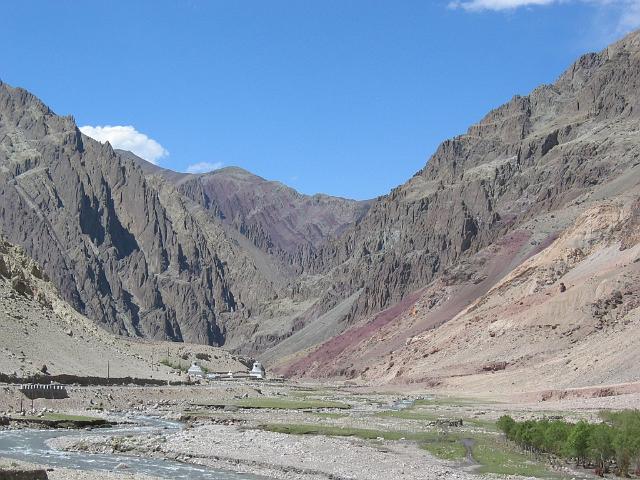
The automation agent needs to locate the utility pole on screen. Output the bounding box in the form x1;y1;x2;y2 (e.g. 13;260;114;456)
107;360;110;380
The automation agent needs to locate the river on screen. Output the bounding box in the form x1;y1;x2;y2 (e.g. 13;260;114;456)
0;416;264;479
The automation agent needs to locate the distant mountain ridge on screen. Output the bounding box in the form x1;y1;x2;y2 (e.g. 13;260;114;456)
119;150;370;271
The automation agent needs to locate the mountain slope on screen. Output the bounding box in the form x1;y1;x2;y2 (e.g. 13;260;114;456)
2;29;640;393
274;30;640;385
297;30;640;327
0;85;278;345
0;86;367;349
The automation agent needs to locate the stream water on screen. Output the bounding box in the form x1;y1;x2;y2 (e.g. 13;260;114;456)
0;416;264;479
390;399;415;410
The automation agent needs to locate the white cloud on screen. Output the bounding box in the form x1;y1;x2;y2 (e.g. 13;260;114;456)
79;125;169;165
448;0;556;11
449;0;640;37
186;161;223;174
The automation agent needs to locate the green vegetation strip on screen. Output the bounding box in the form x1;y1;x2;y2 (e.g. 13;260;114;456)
194;397;351;410
497;410;640;477
260;423;428;440
313;412;349;419
8;412;109;428
258;423;563;478
413;396;498;407
376;405;498;432
472;436;561;478
376;410;440;421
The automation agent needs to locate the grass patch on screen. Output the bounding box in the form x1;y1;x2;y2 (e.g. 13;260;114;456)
465;417;499;431
376;405;498;432
259;423;423;441
376;410;441;421
473;436;564;478
195;397;351;410
288;388;335;398
421;439;467;461
259;423;562;478
414;396;492;407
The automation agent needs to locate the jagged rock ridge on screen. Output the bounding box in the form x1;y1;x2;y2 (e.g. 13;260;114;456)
276;31;640;385
125;153;370;272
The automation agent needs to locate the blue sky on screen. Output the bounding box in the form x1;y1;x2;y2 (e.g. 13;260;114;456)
1;1;638;199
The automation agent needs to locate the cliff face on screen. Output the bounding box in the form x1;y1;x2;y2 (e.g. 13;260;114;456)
0;84;367;347
0;234;247;378
283;197;640;394
0;84;271;345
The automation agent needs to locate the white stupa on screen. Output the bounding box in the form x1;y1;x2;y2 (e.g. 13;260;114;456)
187;363;204;379
249;361;266;379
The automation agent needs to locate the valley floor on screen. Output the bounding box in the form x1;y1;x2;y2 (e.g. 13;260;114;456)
2;380;635;480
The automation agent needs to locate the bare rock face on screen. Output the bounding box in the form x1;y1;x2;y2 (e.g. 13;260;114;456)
176;167;370;268
0;85;367;347
0;84;274;345
0;234;248;378
276;31;640;381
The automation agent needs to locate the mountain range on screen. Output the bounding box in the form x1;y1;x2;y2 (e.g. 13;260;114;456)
1;30;639;391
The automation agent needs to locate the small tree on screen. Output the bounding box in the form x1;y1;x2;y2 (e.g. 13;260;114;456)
605;410;640;477
588;423;614;475
497;415;516;438
567;421;592;466
543;420;571;457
